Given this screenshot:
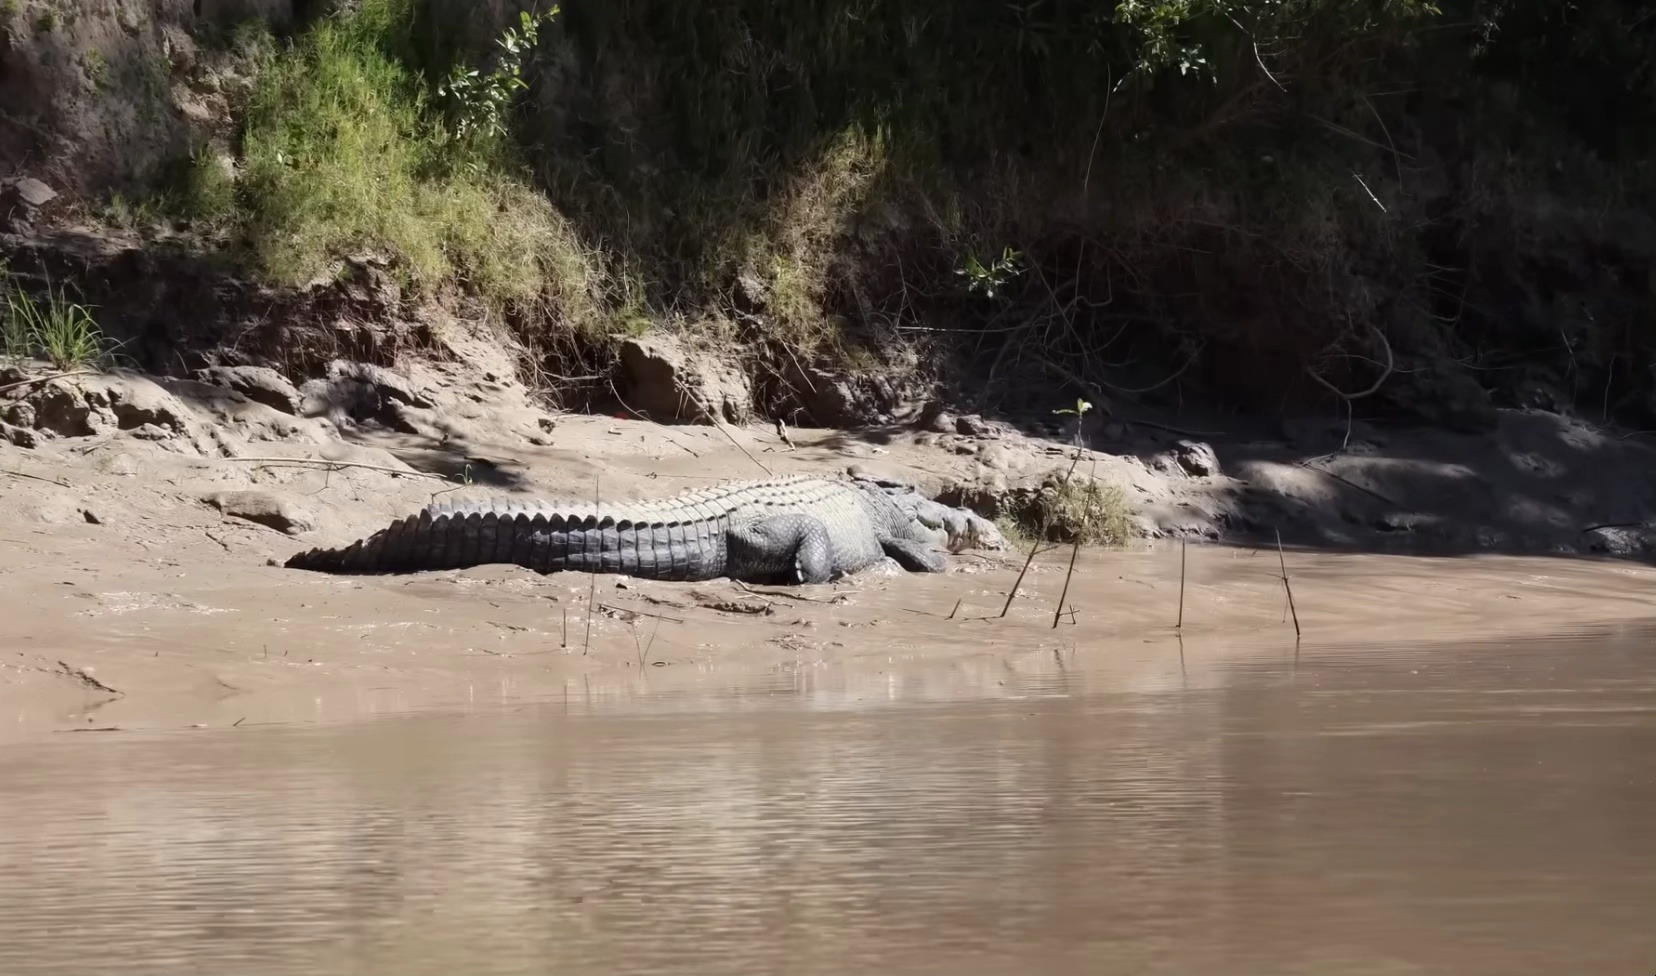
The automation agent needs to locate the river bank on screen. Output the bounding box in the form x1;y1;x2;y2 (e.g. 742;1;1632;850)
5;345;1656;741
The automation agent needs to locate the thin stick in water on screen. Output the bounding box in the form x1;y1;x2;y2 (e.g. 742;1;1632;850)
1176;540;1187;629
998;540;1044;618
582;475;599;655
1051;456;1100;629
1275;529;1301;637
642;613;663;666
1051;539;1083;630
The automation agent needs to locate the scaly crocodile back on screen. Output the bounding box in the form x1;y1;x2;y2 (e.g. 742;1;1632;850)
424;474;856;523
283;475;894;580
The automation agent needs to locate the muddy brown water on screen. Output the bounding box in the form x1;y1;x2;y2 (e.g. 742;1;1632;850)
3;606;1654;975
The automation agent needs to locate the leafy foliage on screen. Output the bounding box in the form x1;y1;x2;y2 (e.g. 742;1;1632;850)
436;7;560;155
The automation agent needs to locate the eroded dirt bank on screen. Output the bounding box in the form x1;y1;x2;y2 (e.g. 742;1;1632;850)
4;339;1656;741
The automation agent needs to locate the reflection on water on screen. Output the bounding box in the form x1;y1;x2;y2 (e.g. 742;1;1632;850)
1;628;1653;976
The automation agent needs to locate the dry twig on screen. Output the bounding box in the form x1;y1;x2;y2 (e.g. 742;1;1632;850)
218;457;449;481
1275;529;1301;638
0;370;97;396
1;468;72;488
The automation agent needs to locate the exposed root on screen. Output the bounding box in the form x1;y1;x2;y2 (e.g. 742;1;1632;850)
1306;324;1395;401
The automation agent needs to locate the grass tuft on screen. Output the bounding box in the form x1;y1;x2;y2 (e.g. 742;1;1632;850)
2;269;110;370
1002;474;1138;548
210;0;608;329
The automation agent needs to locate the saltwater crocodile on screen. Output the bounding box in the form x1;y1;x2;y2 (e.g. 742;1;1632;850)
283;473;1004;584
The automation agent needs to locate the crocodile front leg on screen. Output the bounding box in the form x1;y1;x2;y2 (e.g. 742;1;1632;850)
728;514;835;583
879;536;947;573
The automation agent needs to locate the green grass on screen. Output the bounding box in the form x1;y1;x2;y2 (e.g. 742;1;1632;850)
1048;477;1136;547
83;48;108;89
2;273;109;370
180;150;238;225
102;192;169;233
1000;473;1138;548
205;0;604;330
0;273;28;363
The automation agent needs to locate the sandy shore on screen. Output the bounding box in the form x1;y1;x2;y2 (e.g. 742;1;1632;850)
6;386;1656;743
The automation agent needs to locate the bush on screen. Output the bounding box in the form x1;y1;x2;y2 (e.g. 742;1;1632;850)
2;268;110;370
216;0;606;332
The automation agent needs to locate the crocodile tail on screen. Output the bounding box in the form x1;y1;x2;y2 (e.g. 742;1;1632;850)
283;511;727;580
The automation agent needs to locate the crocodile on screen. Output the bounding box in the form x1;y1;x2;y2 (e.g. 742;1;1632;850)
283;473;1004;584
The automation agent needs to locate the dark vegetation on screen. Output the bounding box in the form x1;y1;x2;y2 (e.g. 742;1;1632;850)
8;0;1656;429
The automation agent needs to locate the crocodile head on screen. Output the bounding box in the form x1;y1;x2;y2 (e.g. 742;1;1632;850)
917;503;1006;553
857;481;1007;553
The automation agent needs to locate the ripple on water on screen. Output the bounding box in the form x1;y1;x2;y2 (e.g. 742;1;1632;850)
0;627;1654;976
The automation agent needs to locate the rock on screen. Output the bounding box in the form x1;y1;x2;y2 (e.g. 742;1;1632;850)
1173;440;1220;478
5;401;36;428
157;22;196;72
81;508;103;525
297;361;437;428
104;381;193;433
1583;524;1654;556
954;414;1014;438
1148;451;1183;477
298;376;377;428
204;490;316;535
617;332;752;425
977;443;1013;470
27;383;108;437
9;177;56;208
1;421;37;448
196;366;303;415
331;361;434;409
779;356;912;428
922;409;957;435
132;423;178;441
22;373;196;438
1;177;59;232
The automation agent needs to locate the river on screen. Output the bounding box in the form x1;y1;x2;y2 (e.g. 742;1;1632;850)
2;617;1653;975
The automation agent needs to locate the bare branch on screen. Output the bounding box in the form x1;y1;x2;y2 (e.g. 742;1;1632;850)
0;370;97;396
1306;325;1395;401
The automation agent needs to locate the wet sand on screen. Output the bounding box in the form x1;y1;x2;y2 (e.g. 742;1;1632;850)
5;503;1656;741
